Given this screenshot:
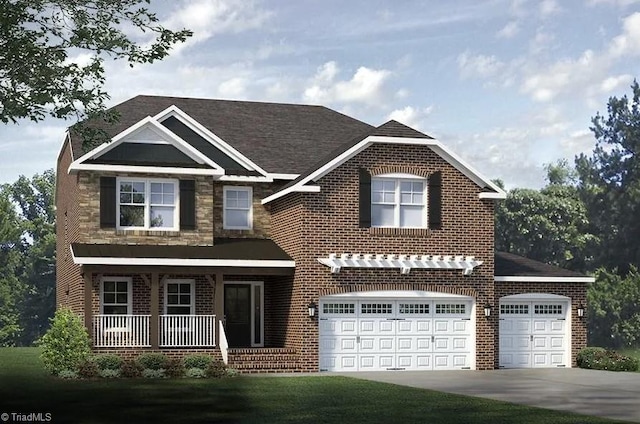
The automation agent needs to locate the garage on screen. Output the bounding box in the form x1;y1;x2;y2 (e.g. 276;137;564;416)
499;294;571;368
319;291;475;372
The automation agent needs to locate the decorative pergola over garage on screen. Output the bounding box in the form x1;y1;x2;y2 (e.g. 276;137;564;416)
317;254;483;275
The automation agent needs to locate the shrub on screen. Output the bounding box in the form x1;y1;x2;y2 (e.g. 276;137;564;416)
577;347;639;371
142;368;166;379
121;360;143;378
39;308;91;375
58;370;79;379
93;354;123;371
183;354;213;370
226;368;239;378
136;353;167;370
205;360;228;378
99;368;121;379
185;367;207;378
165;358;185;378
77;359;99;378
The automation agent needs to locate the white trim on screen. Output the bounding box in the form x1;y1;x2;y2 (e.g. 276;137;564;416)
100;276;133;315
68;163;224;176
318;253;483;275
375;172;426;179
68;117;225;174
72;254;295;268
322;290;472;299
262;135;506;204
223;281;264;347
217;173;301;183
500;293;571;301
116;177;179;231
164;279;195;315
268;173;299;180
479;192;506;199
56;131;71;163
153;105;269;176
223;186;253;230
495;276;594;283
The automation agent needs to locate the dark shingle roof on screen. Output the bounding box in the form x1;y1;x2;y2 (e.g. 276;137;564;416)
71;95;374;174
72;238;292;261
494;251;588;278
371;120;434;139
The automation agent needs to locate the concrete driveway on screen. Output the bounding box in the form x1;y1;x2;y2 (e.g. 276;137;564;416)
341;368;640;422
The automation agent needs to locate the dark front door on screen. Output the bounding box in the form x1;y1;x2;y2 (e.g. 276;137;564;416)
224;284;251;347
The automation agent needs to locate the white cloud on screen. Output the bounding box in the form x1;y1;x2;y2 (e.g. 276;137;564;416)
608;12;640;57
164;0;271;51
560;129;595;156
600;74;633;93
588;0;640;6
218;77;248;98
387;106;434;130
457;51;505;79
540;0;561;17
529;28;555;55
303;62;392;105
497;21;520;39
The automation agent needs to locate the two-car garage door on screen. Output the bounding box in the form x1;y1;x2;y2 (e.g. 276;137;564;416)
319;292;474;372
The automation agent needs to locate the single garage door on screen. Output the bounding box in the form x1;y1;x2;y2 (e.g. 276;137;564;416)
499;295;570;368
319;292;474;372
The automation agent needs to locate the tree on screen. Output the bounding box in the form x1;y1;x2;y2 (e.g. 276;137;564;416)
11;170;57;345
0;187;25;346
576;80;640;273
495;160;597;272
588;267;640;348
1;1;191;125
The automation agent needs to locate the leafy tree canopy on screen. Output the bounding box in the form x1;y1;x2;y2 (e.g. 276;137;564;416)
0;0;191;124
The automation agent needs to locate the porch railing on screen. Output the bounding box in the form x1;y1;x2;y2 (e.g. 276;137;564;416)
159;315;216;347
93;315;151;347
219;320;229;365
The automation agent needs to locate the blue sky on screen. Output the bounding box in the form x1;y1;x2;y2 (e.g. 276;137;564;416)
1;0;639;188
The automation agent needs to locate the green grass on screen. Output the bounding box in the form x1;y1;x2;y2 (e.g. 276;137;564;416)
0;348;624;424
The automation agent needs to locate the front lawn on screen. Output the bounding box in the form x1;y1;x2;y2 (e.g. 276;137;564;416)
0;348;624;424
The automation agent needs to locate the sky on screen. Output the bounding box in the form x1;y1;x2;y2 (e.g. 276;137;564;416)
1;0;639;188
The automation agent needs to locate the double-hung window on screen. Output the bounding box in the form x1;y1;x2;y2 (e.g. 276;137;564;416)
101;277;132;315
117;178;178;230
223;186;252;230
165;280;194;315
371;175;426;228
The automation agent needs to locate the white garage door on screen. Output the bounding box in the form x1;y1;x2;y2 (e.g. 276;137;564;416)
319;293;474;372
499;296;570;368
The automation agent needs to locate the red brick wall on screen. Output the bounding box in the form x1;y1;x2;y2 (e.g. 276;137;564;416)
495;282;588;367
271;143;497;371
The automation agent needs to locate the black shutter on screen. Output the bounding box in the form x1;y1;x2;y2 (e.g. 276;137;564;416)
100;177;116;228
359;168;371;228
180;179;196;230
428;171;442;230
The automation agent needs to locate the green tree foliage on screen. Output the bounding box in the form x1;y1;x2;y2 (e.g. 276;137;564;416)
0;187;25;346
40;307;91;375
588;267;640;348
495;160;597;272
1;0;192;125
576;80;640;273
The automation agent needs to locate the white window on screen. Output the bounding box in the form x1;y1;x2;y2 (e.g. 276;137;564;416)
117;178;178;230
371;175;426;228
223;186;252;230
164;280;195;315
101;277;132;315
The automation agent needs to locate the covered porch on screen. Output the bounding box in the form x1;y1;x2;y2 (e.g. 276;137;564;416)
71;239;296;358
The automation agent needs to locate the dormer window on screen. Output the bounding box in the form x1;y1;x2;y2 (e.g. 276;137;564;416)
117;177;178;230
371;174;426;228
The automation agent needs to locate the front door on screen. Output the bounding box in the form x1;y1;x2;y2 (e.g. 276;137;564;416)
224;284;251;347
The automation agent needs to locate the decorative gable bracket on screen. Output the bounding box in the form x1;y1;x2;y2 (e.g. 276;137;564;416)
317;253;483;276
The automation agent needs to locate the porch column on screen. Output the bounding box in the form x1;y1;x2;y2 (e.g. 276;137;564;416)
215;271;224;346
150;272;159;349
83;272;93;339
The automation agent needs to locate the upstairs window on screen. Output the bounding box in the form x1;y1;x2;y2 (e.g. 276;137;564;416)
117;178;178;230
371;175;426;228
223;186;252;230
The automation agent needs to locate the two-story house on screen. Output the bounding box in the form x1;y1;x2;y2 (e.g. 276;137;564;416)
56;95;592;373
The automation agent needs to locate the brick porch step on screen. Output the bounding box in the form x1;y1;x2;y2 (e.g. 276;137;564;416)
227;347;300;373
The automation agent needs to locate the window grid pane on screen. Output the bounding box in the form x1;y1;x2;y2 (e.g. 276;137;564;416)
371;177;426;228
534;304;563;315
399;303;430;314
361;303;393;314
435;303;466;314
500;304;529;315
166;283;192;314
322;303;355;314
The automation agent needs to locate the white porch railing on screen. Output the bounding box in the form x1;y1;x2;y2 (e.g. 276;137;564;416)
93;315;151;347
219;320;229;365
159;315;216;347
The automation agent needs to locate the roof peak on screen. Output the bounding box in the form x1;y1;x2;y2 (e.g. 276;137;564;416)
372;120;434;139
